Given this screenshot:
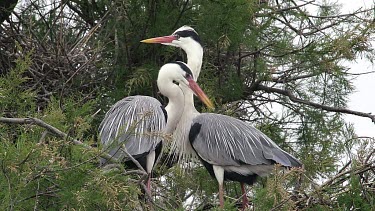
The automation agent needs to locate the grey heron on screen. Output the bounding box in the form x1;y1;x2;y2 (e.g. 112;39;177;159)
141;26;203;81
189;114;303;208
140;25;204;161
147;28;303;209
141;25;203;117
99;95;165;193
169;86;302;208
163;91;302;208
99;26;203;193
156;62;213;131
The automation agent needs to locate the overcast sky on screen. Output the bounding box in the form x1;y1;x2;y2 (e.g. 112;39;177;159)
337;0;375;138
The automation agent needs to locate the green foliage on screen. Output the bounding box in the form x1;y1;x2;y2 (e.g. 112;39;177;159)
253;167;301;210
336;159;374;211
125;66;156;96
0;50;35;117
41;96;97;141
0;136;139;210
196;0;253;48
337;174;372;210
0;56;135;209
1;0;374;210
64;170;139;210
0;86;139;210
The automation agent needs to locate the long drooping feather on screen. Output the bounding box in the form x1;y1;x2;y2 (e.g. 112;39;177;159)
99;96;166;163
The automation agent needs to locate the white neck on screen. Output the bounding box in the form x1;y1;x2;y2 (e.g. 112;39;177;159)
159;81;185;134
170;43;203;162
163;83;195;163
164;99;184;134
183;42;203;113
185;43;203;81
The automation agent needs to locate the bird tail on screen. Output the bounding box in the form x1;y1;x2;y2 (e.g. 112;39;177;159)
272;148;303;168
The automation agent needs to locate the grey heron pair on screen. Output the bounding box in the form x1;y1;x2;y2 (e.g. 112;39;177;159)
100;26;302;208
99;26;203;194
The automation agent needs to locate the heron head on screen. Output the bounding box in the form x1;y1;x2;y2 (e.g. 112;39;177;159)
157;61;214;109
141;26;202;49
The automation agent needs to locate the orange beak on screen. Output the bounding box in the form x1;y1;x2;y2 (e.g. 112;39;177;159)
140;35;177;44
186;77;214;109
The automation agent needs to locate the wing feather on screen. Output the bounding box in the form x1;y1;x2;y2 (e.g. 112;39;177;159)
99;96;166;161
190;113;302;168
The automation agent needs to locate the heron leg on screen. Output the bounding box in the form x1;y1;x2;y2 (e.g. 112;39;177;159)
146;174;151;194
213;165;225;208
145;150;155;195
241;183;249;210
218;184;224;208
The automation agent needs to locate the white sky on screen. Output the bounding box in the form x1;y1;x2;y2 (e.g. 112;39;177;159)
345;59;375;137
337;0;375;138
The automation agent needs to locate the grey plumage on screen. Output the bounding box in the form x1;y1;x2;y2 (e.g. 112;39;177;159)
99;95;166;164
138;25;301;208
189;113;302;174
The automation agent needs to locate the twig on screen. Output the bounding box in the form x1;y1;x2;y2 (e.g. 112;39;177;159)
321;162;374;189
17;149;35;166
337;160;352;174
255;85;375;123
1;160;14;211
270;195;293;211
123;169;147;176
139;182;167;210
0;117;118;163
33;179;40;211
39;130;48;143
119;147;147;173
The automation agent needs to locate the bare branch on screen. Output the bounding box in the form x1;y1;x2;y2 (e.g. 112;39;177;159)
119;147;147;173
271;73;320;83
255;85;375;123
255;0;314;17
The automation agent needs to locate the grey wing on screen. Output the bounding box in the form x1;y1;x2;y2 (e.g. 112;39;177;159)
189;113;302;168
99;95;166;161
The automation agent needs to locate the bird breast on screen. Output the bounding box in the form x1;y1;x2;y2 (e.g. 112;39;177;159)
169;109;198;162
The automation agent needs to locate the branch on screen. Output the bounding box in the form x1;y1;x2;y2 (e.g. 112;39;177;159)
135;179;168;210
321;162;374;189
306;8;374;19
0;117;119;163
271;73;319;83
0;0;18;24
119;147;146;173
255;85;375;123
255;0;314;17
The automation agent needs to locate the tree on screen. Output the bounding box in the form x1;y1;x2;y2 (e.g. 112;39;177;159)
0;0;374;210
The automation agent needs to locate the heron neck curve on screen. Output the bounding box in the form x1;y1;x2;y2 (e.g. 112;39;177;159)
173;40;203;159
164;92;184;134
185;44;203;81
158;80;185;134
168;41;204;162
183;42;203;114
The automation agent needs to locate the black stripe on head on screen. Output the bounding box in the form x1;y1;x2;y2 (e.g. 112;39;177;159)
174;30;202;45
170;61;194;78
